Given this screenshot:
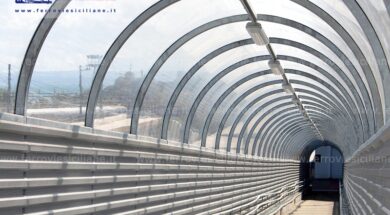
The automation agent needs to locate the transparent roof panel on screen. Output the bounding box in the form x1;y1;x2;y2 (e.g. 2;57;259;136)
239;99;295;155
188;69;278;145
139;22;251;139
202;75;281;149
293;83;349;114
251;0;364;70
216;85;283;151
264;24;369;100
168;45;269;142
27;0;157;123
260;109;302;156
0;2;49;113
227;94;290;152
95;0;245;132
356;0;390;74
279;60;358;107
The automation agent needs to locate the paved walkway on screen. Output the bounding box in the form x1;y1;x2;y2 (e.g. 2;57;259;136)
289;192;339;215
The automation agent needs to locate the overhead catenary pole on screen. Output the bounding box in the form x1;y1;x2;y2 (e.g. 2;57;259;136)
79;65;83;115
7;64;11;113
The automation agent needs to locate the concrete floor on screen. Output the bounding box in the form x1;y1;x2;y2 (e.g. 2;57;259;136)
289;192;339;215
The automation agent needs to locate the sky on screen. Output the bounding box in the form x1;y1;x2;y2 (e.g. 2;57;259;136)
0;0;387;97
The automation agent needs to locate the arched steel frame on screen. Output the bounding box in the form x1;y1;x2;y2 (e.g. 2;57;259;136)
13;0;390;160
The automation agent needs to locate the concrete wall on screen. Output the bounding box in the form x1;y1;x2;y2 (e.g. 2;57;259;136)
0;113;301;214
344;121;390;215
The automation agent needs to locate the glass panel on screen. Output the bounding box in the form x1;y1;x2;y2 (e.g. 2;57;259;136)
168;45;269;142
251;0;365;76
201;75;281;149
262;22;367;100
355;0;390;110
256;109;300;156
298;92;339;114
0;1;50;112
279;59;358;108
231;99;294;153
311;0;383;105
217;85;282;151
288;73;343;105
139;22;250;138
94;0;245;133
293;83;349;113
27;0;157;124
189;65;277;146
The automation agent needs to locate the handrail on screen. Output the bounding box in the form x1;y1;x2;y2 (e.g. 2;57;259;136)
220;181;304;214
339;180;350;215
340;180;343;215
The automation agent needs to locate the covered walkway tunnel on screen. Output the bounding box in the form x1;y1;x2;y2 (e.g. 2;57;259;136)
0;0;390;214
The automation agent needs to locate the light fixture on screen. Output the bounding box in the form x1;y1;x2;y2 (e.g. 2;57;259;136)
303;112;309;119
292;96;300;105
246;22;269;46
299;106;305;114
268;59;285;75
282;81;294;94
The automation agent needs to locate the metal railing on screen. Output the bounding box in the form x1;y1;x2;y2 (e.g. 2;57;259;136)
220;181;304;215
339;180;351;215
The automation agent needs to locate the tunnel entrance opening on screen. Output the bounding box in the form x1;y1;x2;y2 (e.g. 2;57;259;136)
296;143;344;215
308;145;343;192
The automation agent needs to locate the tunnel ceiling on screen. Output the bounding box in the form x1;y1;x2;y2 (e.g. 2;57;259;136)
1;0;390;160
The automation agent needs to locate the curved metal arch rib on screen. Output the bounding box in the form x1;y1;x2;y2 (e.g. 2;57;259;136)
288;78;364;143
272;106;347;158
347;1;390;119
162;39;254;139
84;0;180;126
279;126;318;159
202;48;364;149
130;15;253;134
15;0;71;115
227;95;291;153
278;55;371;136
230;99;294;153
286;131;318;159
255;93;350;155
246;92;342;154
239;85;352;154
158;14;377;142
212;64;364;152
194;39;367;149
292;0;384;127
265;105;337;158
231;84;352;156
282;126;318;156
215;88;286;151
200;78;282;147
182;56;271;143
274;126;315;159
244;108;301;154
276;125;311;158
260;106;334;158
191;56;361;151
164;34;372;146
162;14;378;144
80;12;381;137
272;38;374;132
256;112;305;157
298;94;347;120
295;88;352;121
267;119;311;158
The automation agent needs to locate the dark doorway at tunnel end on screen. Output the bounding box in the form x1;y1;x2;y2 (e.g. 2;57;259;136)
299;141;344;196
